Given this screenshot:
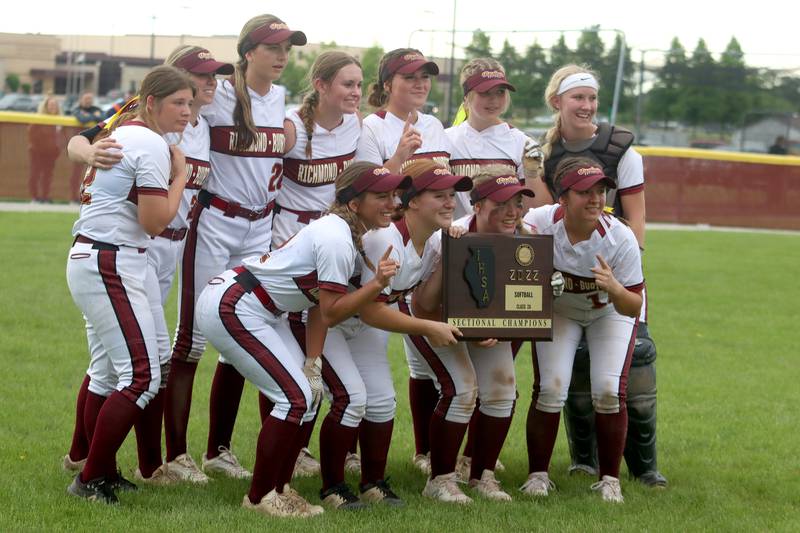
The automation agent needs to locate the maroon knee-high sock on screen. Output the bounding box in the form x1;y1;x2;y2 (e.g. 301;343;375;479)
428;413;468;478
67;375;91;461
134;389;165;478
526;405;561;473
276;422;307;489
409;377;438;455
81;392;141;481
206;362;245;459
349;427;359;454
462;398;481;459
299;408;319;449
596;407;628;478
469;412;512;480
164;359;198;461
359;419;393;485
319;416;359;491
258;393;274;423
83;391;108;444
248;416;302;503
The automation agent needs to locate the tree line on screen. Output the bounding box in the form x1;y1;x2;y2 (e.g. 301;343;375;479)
279;28;799;131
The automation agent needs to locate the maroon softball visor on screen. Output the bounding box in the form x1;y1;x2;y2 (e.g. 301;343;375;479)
174;49;234;75
381;53;439;82
470;175;534;203
242;21;307;54
337;167;412;203
401;167;472;205
462;70;516;95
558;165;617;196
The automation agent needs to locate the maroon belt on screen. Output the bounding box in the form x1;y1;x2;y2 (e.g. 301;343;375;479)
74;235;146;254
232;266;283;316
198;190;273;221
274;203;323;224
157;227;188;241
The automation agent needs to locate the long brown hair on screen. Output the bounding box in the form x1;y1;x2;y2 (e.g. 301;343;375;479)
231;14;285;151
298;51;361;158
328;161;380;269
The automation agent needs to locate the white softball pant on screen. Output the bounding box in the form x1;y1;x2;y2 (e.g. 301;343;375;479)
321;318;394;428
144;233;185;384
66;240;160;409
399;301;516;424
195;270;314;425
533;307;637;414
172;202;272;363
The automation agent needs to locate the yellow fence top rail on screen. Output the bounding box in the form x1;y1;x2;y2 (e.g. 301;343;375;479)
637;146;800;166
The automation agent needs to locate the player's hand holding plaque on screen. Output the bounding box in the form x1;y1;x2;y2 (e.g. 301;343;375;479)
442;233;554;340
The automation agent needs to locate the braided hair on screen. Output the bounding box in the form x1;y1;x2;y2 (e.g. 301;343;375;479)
328;161;381;271
298;51;361;159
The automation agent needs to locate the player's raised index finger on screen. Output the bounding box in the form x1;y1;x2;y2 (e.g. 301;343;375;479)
381;245;394;261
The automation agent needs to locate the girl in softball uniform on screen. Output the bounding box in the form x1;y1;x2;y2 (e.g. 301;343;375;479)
315;161;465;510
269;51;363;476
65;65;192;504
447;58;541;220
539;65;665;487
356;48;450;173
168;15;307;480
195;163;410;518
62;47;234;486
408;168;535;503
356;48;452;473
520;157;643;503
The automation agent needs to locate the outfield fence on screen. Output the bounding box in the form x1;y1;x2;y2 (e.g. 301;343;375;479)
3;112;800;229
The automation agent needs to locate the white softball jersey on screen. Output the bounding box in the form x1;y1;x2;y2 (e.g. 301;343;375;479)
203;79;286;209
360;218;442;306
239;214;357;313
72;122;169;249
355;110;450;170
163;115;211;228
447;121;526;218
279;109;359;212
522;204;643;315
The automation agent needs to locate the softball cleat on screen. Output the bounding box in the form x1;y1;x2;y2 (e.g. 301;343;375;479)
165;453;210;484
591;475;624;503
520;471;555;497
469;469;511;501
202;446;252;479
422;472;472;504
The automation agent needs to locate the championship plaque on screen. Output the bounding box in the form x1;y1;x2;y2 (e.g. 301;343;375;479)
442;233;554;340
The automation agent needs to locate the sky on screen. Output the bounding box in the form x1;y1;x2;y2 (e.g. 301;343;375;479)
3;0;798;70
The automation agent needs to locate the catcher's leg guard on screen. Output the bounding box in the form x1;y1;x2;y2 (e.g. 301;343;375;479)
623;323;667;487
563;336;598;475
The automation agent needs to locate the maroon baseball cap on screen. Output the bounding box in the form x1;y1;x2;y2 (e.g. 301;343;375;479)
380;52;439;82
401;166;472;206
337;166;412;203
240;21;307;55
174;49;234;75
558;165;616;196
470;175;534;203
462;69;516;95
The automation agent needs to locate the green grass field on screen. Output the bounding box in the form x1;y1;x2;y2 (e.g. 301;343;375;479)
1;212;798;532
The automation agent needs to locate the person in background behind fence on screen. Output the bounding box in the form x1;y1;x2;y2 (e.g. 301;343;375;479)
27;95;63;204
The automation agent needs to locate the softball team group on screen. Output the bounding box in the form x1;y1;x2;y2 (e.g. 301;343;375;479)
61;12;665;518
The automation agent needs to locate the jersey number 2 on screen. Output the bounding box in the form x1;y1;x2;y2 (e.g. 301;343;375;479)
268;163;283;192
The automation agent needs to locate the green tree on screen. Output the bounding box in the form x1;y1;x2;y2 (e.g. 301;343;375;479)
549;34;574;70
514;41;549;122
717;37;753;129
465;29;492;59
681;38;723;127
359;44;385;105
648;37;689;125
575;25;604;69
5;73;20;93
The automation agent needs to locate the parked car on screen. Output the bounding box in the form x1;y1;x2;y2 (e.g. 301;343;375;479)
0;93;45;112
